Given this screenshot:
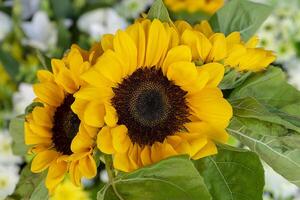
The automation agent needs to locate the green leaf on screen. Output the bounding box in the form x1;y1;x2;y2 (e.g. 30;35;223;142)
194;145;265;200
25;102;44;115
220;69;252;90
30;180;48;200
147;0;171;23
9;117;27;156
228;117;300;187
9;165;46;200
228;67;300;186
98;155;212;200
57;21;72;54
50;0;73;19
209;0;273;41
0;48;20;82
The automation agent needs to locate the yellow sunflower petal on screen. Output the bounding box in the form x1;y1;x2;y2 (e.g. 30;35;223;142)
184;121;229;143
45;160;68;190
197;62;224;87
113;30;138;75
94;50;124;84
207;33;227;62
162;45;192;75
83;101;105;127
71;131;94;153
188;88;233;129
111;125;131;153
194;20;214;38
33;82;64;107
126;22;146;67
104;103;118;127
97;127;115;154
37;70;54;83
69;161;82;186
140;146;152;166
71;98;88;120
31;150;59;173
32;106;53;128
192;140;217;160
24;122;52;145
145;19;169;67
167;61;198;87
101;34;114;51
246;36;259;48
113;153;131;172
78;154;97;179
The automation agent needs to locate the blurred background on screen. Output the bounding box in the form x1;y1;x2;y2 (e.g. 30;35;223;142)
0;0;299;199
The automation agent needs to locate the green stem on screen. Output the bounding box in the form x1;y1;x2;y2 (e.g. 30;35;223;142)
104;154;125;200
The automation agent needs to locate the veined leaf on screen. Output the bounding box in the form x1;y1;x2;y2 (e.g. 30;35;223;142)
209;0;273;41
228;117;300;187
98;155;211;200
194;145;265;200
148;0;171;23
9;117;27;156
228;67;300;186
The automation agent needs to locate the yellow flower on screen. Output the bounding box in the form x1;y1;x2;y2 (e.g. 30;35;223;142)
74;19;232;172
176;20;276;72
164;0;224;14
51;179;90;200
25;43;102;192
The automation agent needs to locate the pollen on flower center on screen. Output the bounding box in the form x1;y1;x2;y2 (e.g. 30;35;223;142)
52;94;80;155
112;67;190;146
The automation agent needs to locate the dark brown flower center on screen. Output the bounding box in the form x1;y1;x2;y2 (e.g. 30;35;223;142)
112;67;189;146
52;94;80;155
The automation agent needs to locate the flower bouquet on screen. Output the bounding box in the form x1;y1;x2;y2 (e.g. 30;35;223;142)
6;0;300;199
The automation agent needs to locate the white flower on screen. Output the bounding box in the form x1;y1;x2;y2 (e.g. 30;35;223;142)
21;11;58;51
13;83;35;115
77;8;128;40
284;59;300;90
116;0;154;18
264;164;300;199
100;170;109;183
0;165;20;199
21;0;40;19
0;11;12;41
0;130;22;165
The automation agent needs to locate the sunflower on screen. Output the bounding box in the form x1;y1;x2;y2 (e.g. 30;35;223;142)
164;0;224;14
24;44;102;192
176;20;276;71
74;19;232;172
51;179;90;200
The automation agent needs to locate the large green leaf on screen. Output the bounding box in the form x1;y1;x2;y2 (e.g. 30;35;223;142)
220;69;252;90
209;0;273;41
147;0;171;23
194;145;265;200
30;180;48;200
228;67;300;186
8;165;45;200
228;117;300;187
98;155;212;200
9;117;27;156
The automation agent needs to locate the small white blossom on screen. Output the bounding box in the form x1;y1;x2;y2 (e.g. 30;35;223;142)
0;130;22;165
21;0;40;20
0;165;20;199
116;0;154;18
13;83;35;115
284;59;300;90
0;11;12;41
100;170;109;183
21;11;58;51
264;164;300;199
77;8;128;40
